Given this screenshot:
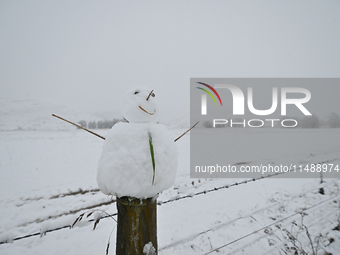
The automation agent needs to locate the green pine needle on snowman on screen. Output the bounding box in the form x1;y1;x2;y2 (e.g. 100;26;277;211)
148;131;156;185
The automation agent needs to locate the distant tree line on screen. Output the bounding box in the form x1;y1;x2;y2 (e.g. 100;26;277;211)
328;112;340;128
77;119;127;129
292;112;340;128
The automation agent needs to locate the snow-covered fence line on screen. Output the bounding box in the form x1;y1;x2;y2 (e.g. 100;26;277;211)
202;194;340;255
0;173;281;245
158;157;338;205
158;183;327;252
158;171;286;205
0;160;336;246
0;209;117;245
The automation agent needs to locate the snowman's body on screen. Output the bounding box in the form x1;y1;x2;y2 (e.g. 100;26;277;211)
97;87;178;199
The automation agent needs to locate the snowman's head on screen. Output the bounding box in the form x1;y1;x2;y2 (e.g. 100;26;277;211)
121;87;159;123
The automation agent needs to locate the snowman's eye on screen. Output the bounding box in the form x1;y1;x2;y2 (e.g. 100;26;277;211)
134;91;139;95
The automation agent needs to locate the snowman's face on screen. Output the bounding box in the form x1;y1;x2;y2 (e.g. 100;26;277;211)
121;87;159;123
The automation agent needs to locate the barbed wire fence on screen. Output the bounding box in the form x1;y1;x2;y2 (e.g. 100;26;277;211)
202;194;340;255
0;169;289;245
158;182;332;252
0;159;338;251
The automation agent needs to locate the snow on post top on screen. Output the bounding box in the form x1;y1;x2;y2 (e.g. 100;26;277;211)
121;87;159;123
97;87;178;199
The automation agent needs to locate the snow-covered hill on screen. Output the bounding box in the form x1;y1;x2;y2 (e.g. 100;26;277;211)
0;98;189;131
0;98;121;131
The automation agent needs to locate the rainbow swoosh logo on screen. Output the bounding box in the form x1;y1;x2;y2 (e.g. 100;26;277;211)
196;82;223;106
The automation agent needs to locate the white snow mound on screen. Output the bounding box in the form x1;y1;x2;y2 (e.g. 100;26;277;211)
97;122;178;198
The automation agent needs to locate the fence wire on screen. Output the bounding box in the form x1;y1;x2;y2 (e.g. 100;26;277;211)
0;159;335;245
203;194;340;255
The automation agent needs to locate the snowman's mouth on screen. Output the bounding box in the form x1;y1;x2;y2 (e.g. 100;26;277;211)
139;106;155;115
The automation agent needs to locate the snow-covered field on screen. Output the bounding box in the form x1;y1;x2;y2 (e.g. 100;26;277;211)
0;101;340;254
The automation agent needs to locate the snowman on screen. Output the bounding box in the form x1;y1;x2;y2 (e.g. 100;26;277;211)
96;87;178;199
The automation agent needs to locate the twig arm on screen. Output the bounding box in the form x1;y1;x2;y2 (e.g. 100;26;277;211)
174;121;199;142
52;114;106;140
53;114;197;142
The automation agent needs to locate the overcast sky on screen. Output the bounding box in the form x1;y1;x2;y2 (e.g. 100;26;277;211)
1;1;339;121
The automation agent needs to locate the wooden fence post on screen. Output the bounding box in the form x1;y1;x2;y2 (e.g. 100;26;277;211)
116;196;157;255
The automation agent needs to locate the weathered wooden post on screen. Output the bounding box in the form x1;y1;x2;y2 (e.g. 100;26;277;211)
95;88;177;255
319;172;324;195
116;196;157;254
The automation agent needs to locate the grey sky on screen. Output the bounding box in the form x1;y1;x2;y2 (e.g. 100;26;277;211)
1;1;339;121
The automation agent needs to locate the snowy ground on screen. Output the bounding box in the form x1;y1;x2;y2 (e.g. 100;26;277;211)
0;119;340;254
